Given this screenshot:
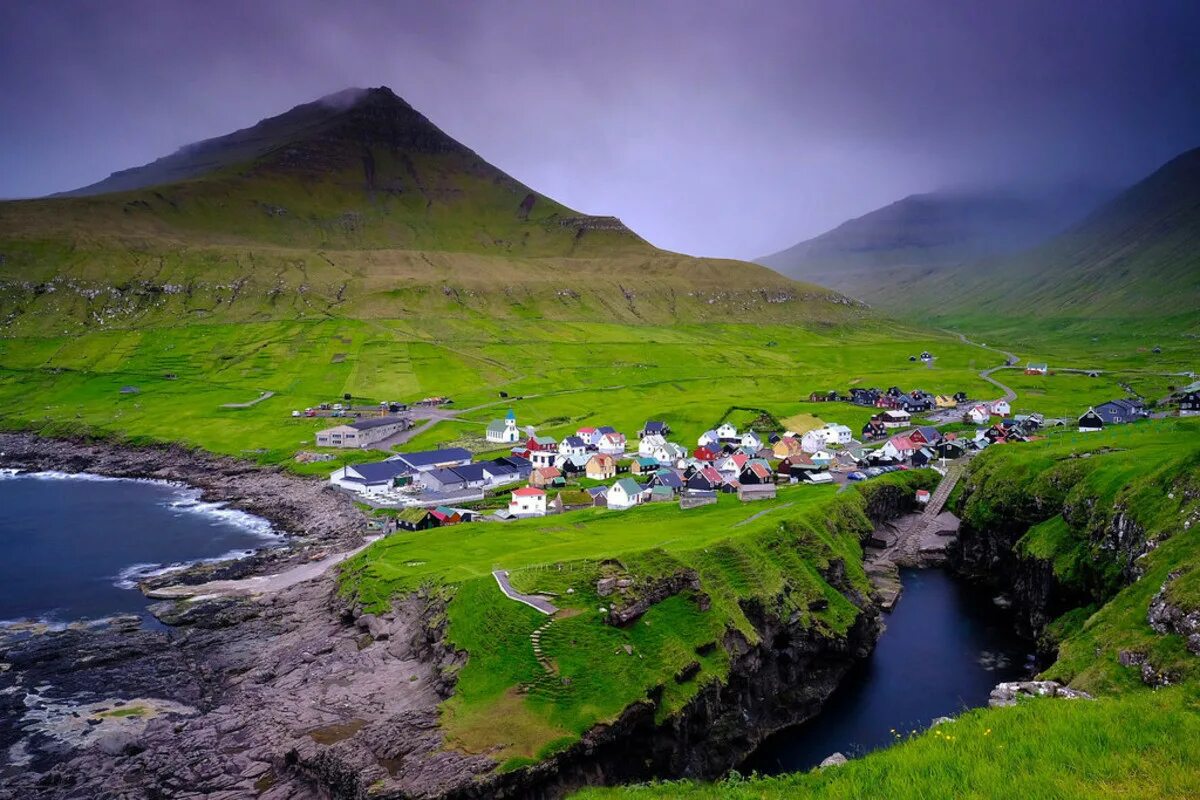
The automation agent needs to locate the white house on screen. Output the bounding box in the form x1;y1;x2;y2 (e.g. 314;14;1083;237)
965;404;990;424
652;442;687;466
575;426;602;447
638;433;667;457
509;487;547;517
558;436;588;457
597;431;627;455
990;399;1012;417
485;409;521;444
529;450;557;469
329;460;411;496
606;478;643;510
878;435;918;462
716;422;739;441
800;429;827;454
697;429;720;447
821;423;853;446
740;430;763;450
880;410;911;428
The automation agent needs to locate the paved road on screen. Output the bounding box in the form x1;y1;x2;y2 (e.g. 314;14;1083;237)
493;569;557;615
945;329;1019;403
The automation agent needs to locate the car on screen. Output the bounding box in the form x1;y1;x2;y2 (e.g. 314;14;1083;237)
865;468;882;477
847;472;867;481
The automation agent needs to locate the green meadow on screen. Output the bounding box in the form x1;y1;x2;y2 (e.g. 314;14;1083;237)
341;476;932;765
578;418;1200;799
2;310;1183;469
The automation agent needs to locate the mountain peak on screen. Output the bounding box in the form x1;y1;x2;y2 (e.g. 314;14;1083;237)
59;85;460;197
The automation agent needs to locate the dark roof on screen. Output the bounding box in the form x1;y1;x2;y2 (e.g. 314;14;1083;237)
424;467;467;486
348;415;406;431
347;460;412;483
643;420;666;433
499;455;532;471
597;425;617;435
449;463;488;482
392;448;472;469
562;436;585;447
1094;399;1146;422
914;425;941;441
482;460;518;477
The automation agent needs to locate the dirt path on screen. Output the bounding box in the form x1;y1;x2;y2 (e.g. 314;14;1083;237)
220;390;275;408
734;501;794;527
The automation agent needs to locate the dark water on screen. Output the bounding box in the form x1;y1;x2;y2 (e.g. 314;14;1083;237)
0;471;280;624
742;568;1032;774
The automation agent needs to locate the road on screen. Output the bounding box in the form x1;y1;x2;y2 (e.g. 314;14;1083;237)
945;329;1019;403
492;569;558;614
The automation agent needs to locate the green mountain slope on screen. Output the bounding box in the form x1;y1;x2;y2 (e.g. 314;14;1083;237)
917;147;1200;321
756;188;1103;304
0;87;859;334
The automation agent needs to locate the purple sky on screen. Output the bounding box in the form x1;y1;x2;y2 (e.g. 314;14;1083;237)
2;0;1198;259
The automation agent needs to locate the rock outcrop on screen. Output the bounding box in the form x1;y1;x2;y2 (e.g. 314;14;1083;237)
988;680;1092;708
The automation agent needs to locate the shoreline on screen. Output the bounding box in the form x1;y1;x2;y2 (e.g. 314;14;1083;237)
0;433;937;800
0;432;369;593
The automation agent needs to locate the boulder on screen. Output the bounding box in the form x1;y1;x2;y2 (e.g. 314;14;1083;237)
819;752;848;768
596;577;617;597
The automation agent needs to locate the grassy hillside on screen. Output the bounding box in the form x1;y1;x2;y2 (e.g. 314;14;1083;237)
340;475;930;768
577;419;1200;799
0;87;859;335
0;319;999;468
902;147;1200;330
756;188;1103;304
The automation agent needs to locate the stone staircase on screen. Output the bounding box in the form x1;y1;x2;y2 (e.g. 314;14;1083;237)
530;619;556;674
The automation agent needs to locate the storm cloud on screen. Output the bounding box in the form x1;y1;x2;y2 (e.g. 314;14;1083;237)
1;0;1197;259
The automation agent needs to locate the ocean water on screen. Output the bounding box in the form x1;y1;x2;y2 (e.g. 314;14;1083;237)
0;471;281;625
742;568;1033;773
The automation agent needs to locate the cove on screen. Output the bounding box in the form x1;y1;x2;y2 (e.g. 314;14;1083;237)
742;568;1032;774
0;471;280;624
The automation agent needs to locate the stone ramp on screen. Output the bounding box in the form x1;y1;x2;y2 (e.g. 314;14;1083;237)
492;569;558;615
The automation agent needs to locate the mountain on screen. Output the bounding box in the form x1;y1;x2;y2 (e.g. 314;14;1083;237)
0;87;860;334
903;146;1200;324
757;186;1107;304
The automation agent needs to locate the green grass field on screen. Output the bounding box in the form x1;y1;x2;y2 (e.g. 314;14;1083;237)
340;477;931;763
577;418;1200;799
0;318;1008;466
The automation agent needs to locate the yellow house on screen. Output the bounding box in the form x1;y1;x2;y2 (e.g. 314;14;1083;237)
585;453;617;480
935;395;958;409
772;436;805;459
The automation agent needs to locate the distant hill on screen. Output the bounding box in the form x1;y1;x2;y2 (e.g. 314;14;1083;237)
0;87;861;334
903;146;1200;324
757;187;1107;304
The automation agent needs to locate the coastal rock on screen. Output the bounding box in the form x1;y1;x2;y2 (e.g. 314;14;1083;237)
1147;575;1200;656
819;752;848;768
605;570;702;626
988;680;1092;708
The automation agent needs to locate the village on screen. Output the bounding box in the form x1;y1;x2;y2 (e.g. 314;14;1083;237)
308;374;1184;533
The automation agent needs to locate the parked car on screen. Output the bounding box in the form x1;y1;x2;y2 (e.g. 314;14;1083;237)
847;472;867;481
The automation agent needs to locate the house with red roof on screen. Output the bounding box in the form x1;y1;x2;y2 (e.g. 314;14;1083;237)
509;486;547;517
878;434;918;462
